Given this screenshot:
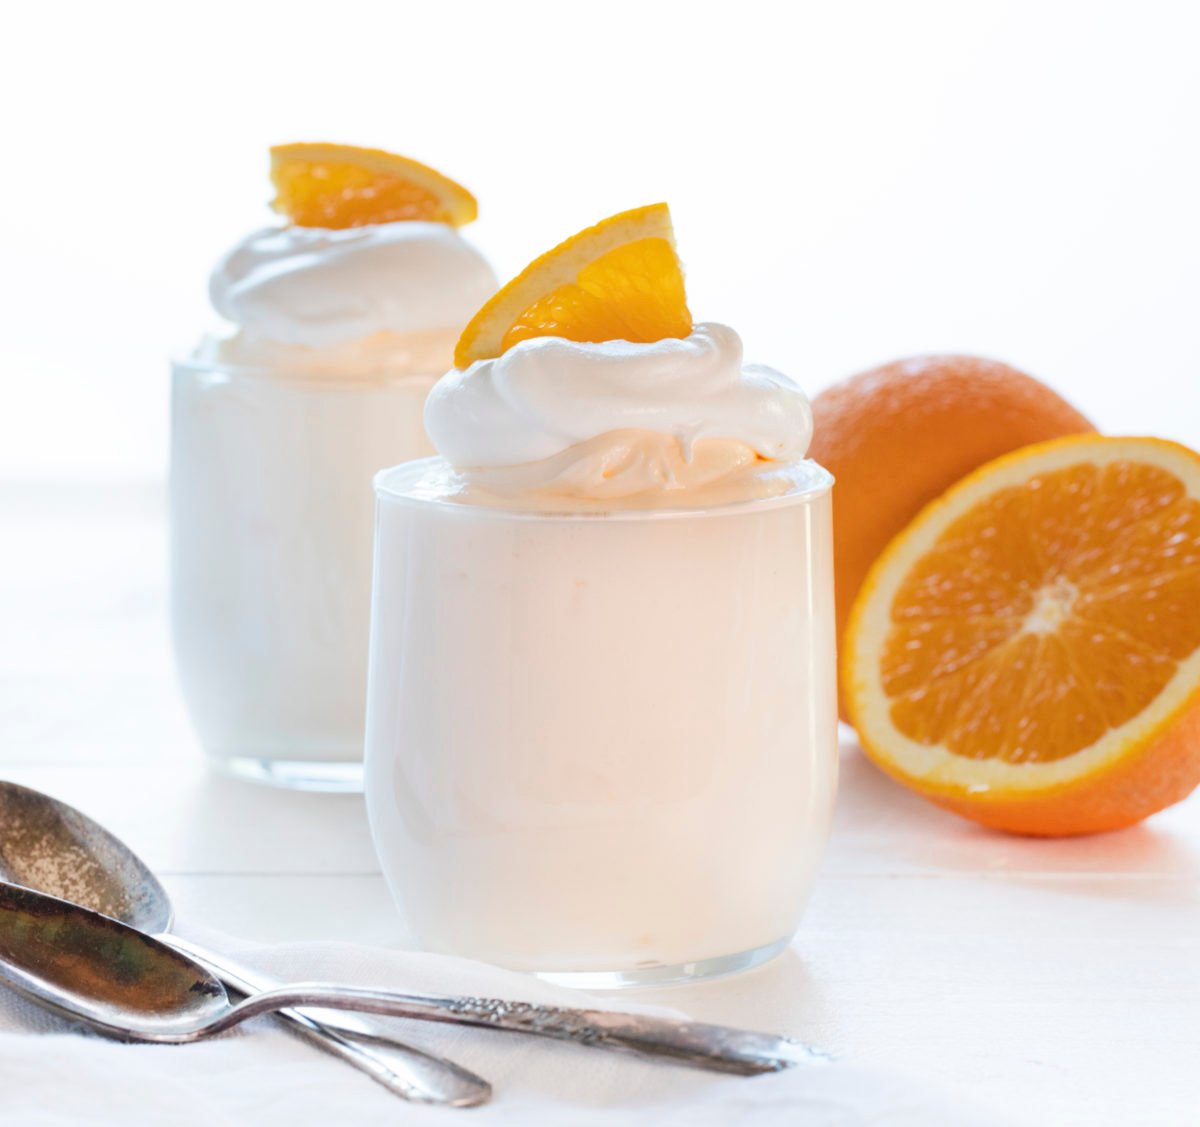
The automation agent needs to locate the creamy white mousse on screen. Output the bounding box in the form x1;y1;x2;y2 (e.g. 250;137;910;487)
172;218;496;781
423;322;814;508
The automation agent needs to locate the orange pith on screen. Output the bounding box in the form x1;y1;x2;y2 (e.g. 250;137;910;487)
270;143;477;229
454;203;692;369
844;435;1200;837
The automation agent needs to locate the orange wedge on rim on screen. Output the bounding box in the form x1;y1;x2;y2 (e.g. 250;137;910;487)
270;142;478;230
454;203;692;369
844;434;1200;836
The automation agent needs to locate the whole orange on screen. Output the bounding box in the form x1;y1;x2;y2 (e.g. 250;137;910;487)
808;356;1094;715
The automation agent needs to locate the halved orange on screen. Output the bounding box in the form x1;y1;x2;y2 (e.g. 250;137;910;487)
453;203;692;369
270;143;478;229
844;434;1200;836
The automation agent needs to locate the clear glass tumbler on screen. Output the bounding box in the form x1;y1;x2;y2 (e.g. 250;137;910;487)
364;457;837;985
170;359;439;790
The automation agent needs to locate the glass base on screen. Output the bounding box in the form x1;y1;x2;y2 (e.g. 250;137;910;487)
214;756;364;793
530;934;790;989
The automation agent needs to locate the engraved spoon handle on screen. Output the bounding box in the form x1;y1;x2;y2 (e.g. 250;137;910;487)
201;985;827;1075
165;938;491;1107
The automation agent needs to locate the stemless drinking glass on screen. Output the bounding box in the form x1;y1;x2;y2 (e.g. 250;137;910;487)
364;457;837;986
170;357;439;791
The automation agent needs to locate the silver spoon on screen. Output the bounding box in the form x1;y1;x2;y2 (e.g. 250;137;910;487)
0;881;819;1072
0;779;490;1106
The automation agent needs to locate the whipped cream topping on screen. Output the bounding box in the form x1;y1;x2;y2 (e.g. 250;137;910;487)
209;222;497;349
426;323;811;467
422;323;813;506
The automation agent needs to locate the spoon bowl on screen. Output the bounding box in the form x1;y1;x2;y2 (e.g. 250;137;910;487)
0;781;170;934
0;882;232;1039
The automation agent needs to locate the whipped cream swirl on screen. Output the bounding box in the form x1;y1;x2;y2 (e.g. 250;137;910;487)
209;222;497;349
423;323;814;506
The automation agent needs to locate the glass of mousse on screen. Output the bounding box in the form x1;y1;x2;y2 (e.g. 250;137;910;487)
171;144;496;791
364;205;836;985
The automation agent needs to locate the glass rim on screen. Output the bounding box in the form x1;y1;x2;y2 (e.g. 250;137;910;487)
373;455;834;523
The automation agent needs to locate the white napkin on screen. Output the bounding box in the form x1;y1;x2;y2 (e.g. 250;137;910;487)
0;930;1008;1126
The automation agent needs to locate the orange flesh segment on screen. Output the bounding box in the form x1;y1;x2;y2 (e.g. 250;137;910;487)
881;461;1200;763
274;162;447;227
501;237;692;352
270;144;477;229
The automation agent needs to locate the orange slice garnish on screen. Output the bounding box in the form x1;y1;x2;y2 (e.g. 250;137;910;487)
270;142;477;229
844;434;1200;836
454;203;692;369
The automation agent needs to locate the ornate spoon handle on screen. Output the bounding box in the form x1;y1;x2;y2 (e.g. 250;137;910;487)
211;986;829;1075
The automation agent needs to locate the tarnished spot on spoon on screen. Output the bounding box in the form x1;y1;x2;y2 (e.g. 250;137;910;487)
0;883;226;1024
0;782;165;931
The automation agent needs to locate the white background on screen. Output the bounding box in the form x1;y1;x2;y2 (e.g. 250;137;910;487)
2;7;1200;1123
2;0;1198;481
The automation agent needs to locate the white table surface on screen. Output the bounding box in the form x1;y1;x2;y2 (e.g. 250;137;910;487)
3;481;1198;1126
